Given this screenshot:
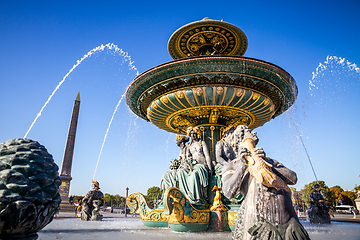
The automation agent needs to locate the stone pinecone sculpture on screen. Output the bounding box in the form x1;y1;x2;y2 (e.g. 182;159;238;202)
0;138;61;239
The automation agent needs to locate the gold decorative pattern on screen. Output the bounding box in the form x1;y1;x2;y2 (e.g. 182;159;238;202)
220;108;243;118
226;116;250;127
228;210;238;226
264;97;270;106
216;86;224;95
146;85;275;134
176;90;185;99
252;92;261;100
168;18;248;59
164;105;256;133
127;192;168;223
172;116;197;128
187;108;210;117
233;89;247;107
195;87;203;96
210;186;227;211
151;101;158;109
209;108;220;124
59;181;70;198
183;92;194;107
236;88;245;97
167;97;182;110
203;86;208;106
160;95;169;103
164;187;210;225
137;70;287;117
200;126;205;140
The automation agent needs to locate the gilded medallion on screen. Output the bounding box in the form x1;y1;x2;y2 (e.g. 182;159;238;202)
168;18;248;59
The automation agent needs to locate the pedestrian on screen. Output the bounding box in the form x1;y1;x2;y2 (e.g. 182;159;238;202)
74;201;80;216
352;209;357;219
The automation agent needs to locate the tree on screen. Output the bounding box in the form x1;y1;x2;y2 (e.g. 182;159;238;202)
326;188;336;209
341;191;357;205
104;193;111;206
300;180;333;208
104;193;125;207
113;194;119;206
330;185;343;206
146;186;162;208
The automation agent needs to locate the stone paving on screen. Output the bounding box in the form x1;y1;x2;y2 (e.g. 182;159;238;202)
38;211;360;240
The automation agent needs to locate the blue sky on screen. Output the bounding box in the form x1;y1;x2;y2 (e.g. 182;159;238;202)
1;0;359;196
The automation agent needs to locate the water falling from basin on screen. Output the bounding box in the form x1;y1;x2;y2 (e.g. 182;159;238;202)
93;93;126;180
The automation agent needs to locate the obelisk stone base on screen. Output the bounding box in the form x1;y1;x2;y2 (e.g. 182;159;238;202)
59;175;75;212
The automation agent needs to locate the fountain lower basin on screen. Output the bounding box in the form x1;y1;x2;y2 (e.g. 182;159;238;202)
38;218;360;240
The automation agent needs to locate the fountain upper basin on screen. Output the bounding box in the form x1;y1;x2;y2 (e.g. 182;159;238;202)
126;55;297;133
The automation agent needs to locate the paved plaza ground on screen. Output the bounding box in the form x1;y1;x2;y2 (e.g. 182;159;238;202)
35;211;360;240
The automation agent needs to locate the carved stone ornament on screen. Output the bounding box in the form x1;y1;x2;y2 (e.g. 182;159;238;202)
0;138;61;239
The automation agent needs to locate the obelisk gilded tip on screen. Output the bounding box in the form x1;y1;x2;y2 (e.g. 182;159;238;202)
75;92;80;102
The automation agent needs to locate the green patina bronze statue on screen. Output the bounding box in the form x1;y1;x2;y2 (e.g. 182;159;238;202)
161;136;187;192
162;127;211;206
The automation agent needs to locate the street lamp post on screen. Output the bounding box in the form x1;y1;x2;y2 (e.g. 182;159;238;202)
125;187;129;217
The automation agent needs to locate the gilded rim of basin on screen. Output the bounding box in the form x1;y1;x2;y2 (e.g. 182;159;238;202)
125;55;297;131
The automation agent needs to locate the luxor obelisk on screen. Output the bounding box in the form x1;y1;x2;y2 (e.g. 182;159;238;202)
59;92;80;207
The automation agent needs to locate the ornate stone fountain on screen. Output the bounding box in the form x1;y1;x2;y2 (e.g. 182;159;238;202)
125;18;300;234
